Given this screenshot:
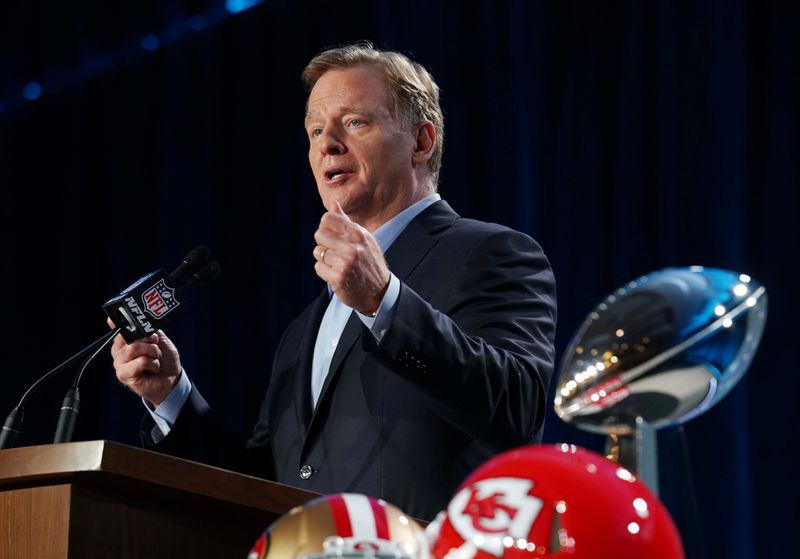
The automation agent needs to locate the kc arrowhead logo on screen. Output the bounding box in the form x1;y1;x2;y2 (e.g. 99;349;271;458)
447;477;543;557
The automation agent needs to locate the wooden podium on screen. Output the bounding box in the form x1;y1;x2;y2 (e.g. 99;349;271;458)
0;440;319;558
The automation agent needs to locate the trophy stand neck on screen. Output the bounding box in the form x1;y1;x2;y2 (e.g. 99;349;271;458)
605;416;660;495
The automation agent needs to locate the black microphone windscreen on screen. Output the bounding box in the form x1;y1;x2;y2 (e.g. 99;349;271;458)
168;245;211;282
186;245;211;266
200;260;221;282
106;246;219;343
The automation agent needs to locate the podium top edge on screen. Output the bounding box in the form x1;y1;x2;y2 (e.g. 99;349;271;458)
0;440;319;514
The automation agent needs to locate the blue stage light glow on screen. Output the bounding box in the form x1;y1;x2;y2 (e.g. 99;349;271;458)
187;15;207;31
225;0;266;15
140;34;160;51
1;2;264;115
23;82;42;101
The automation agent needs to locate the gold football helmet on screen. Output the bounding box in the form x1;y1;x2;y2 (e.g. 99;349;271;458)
248;493;429;559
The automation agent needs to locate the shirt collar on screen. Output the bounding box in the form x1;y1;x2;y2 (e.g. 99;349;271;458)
372;193;441;253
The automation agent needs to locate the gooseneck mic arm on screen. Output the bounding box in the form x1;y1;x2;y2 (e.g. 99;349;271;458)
51;246;221;445
53;327;121;444
0;328;120;450
1;245;220;451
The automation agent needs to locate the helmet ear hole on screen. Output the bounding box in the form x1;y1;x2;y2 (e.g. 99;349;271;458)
248;494;428;559
430;444;685;559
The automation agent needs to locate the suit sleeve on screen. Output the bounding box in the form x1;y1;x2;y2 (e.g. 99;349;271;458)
365;228;557;447
138;304;302;478
141;379;275;479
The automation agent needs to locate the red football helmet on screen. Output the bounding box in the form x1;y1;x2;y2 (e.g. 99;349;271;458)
248;493;429;559
428;444;684;559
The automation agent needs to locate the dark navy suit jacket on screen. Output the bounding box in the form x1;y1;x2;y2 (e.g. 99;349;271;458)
144;200;557;520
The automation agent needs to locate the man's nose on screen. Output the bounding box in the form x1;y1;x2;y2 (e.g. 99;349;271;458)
319;128;346;155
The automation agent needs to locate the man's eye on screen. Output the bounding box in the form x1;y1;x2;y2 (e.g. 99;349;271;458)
311;128;323;137
349;119;364;127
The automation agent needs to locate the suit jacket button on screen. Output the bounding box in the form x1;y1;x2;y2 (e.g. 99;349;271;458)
299;464;313;480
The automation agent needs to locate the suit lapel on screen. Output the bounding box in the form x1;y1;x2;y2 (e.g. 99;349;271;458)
383;200;458;279
301;200;460;442
293;287;331;431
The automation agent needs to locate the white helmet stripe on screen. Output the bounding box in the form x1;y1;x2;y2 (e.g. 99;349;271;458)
342;493;378;540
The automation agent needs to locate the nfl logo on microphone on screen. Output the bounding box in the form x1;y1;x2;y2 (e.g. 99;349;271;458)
142;279;180;319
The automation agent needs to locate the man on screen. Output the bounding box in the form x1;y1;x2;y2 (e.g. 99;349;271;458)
111;43;557;520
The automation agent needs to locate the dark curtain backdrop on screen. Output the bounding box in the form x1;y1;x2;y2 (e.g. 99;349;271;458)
1;1;797;557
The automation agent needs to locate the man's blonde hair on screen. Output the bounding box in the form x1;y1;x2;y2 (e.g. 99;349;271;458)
303;42;444;185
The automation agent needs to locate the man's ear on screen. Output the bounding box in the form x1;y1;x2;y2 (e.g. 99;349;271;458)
412;121;436;165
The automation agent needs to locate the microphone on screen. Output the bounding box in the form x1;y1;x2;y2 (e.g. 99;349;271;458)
50;247;222;444
168;245;211;282
180;259;221;289
0;246;220;450
102;246;220;343
52;328;120;444
0;328;120;450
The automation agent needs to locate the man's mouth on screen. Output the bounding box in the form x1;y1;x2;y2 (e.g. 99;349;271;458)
324;168;352;183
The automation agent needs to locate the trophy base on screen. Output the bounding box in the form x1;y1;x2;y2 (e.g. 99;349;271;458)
605;416;659;495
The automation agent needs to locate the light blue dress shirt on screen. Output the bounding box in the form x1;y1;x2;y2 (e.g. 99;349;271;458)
145;193;441;438
310;193;440;407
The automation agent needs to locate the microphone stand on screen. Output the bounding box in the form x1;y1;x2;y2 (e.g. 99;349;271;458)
53;327;121;444
0;328;121;450
1;246;220;450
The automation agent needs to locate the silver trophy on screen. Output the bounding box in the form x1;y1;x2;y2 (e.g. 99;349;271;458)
553;267;767;492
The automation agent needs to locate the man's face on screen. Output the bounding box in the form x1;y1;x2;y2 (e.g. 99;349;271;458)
305;65;418;231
